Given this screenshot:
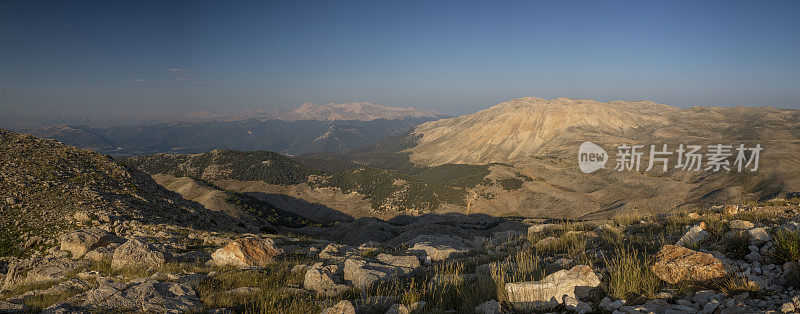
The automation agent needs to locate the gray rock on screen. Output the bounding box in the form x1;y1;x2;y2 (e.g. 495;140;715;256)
72;211;91;222
343;255;419;290
0;300;26;313
111;238;169;270
319;243;358;260
676;223;709;248
693;290;717;304
730;220;755;230
534;237;560;250
563;295;592;313
304;262;348;296
385;303;409;314
60;228;122;258
321;300;356;314
528;224;559;236
404;235;473;261
78;278;202;312
505;265;600;310
409;301;426;312
748;228;771;246
475;300;502;314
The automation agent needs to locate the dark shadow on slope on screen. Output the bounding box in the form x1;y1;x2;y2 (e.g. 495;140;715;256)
240;192;355;225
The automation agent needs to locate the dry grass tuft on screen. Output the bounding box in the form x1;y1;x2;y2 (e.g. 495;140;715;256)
603;246;661;301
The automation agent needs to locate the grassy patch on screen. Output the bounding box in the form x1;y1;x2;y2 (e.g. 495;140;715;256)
721;231;751;260
603;246;661;301
772;229;800;263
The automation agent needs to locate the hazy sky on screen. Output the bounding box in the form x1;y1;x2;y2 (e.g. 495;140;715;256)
2;0;799;116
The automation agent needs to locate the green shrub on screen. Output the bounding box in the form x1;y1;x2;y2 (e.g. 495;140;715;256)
772;230;800;263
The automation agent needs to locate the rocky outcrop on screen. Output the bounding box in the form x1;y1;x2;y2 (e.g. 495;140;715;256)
210;237;283;268
59;229;122;258
111;238;169;270
304;262;348;296
505;265;600;310
651;245;729;284
343;254;419;290
405;235;473;262
77;278;203;312
675;222;709;247
1;257;90;291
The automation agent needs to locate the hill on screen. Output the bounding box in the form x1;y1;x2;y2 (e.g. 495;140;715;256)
0;129;314;257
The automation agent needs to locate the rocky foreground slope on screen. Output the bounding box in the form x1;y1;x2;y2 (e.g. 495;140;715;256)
1;194;799;313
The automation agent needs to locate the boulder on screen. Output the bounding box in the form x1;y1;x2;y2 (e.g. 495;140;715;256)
475;300;502;314
723;204;739;215
321;300;356;314
528;224;559;236
59;229;122;258
343;254;419;290
304;262;348;296
78;278;202;312
211;237;283;268
111;238;168;270
319;243;358;260
2;258;90;291
404;235;473;261
376;253;420;269
385;303;409;314
534;237;560;251
650;245;729;284
505;265;600;310
675;222;709;248
729;220;754;230
72;211;91;222
747;228;771;246
0;300;26;312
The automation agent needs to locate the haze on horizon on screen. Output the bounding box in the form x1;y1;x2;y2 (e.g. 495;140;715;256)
1;0;800;117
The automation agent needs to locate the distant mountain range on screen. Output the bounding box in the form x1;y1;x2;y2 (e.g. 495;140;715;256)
124;97;800;221
14;102;446;156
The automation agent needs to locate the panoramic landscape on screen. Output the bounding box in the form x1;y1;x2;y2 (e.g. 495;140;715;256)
2;1;800;313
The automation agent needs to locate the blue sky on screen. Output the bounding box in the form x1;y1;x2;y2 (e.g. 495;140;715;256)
1;0;799;116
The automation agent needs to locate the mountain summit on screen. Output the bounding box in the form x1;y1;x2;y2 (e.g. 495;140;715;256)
408;97;797;166
269;101;441;121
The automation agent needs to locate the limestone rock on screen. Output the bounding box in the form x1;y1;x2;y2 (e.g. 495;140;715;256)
211;237;283;268
72;211;91;222
534;237;560;250
505;265;600;310
723;204;739;215
748;228;771;246
675;222;709;248
304;262;348;296
78;278;202;313
59;228;122;258
0;300;26;312
319;243;358;260
111;238;168;270
385;303;409;314
321;300;356;314
730;220;755;230
404;235;473;261
343;255;419;290
650;245;729;284
475;299;502;314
